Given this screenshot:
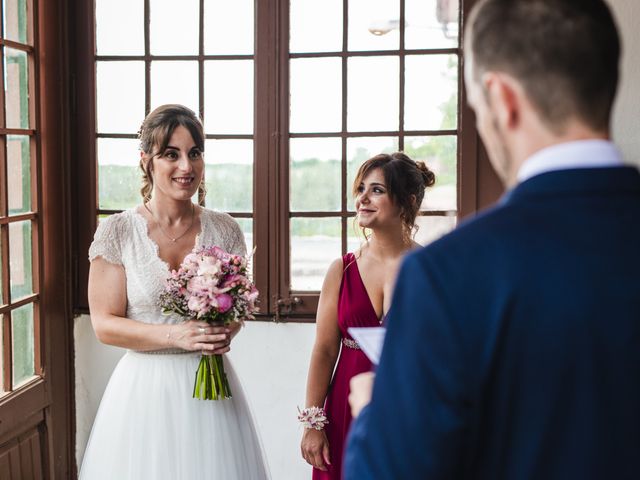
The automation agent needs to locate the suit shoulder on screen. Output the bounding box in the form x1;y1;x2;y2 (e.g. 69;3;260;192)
407;203;523;270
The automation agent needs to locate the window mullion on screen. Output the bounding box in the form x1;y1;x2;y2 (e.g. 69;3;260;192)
276;0;292;317
144;0;151;115
253;0;281;318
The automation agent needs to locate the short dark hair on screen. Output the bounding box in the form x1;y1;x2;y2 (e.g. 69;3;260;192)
467;0;620;131
137;104;205;202
352;152;436;240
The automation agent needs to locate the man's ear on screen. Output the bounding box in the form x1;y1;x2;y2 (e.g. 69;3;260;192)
483;72;520;130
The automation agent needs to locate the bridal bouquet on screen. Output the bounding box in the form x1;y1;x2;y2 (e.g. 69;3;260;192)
159;245;259;400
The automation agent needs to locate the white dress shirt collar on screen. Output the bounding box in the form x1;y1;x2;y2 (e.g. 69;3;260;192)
517;139;624;184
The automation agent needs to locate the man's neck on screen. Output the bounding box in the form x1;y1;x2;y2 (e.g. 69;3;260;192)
506;120;610;188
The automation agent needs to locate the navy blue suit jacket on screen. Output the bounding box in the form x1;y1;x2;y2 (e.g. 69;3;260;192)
344;166;640;479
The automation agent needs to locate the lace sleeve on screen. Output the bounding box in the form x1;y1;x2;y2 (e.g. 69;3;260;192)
227;217;248;257
88;214;124;265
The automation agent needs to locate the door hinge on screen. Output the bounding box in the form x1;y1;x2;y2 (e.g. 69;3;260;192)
273;295;301;322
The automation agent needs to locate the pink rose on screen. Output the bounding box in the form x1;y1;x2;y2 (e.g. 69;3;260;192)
197;256;221;277
187;276;210;296
215;293;233;313
188;295;210;314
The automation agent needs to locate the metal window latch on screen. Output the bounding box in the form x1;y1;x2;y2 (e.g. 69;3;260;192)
274;296;301;322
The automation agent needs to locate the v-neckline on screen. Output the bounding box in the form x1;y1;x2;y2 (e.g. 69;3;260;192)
132;207;204;273
351;254;386;323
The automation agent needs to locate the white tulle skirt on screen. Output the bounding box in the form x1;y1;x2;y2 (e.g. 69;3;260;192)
79;351;270;480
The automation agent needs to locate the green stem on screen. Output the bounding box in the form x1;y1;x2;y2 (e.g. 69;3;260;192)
192;353;233;400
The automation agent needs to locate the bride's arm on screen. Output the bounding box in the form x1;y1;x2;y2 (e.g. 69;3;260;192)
88;257;230;352
300;257;343;471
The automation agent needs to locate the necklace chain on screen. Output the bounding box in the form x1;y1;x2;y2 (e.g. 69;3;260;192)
144;202;195;243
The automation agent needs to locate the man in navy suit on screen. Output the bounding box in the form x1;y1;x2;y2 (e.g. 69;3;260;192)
343;0;640;478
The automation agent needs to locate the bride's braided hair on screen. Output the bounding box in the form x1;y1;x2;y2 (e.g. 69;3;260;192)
138;104;206;203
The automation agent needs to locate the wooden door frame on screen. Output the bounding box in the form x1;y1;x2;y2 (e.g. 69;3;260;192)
0;0;75;477
39;0;75;475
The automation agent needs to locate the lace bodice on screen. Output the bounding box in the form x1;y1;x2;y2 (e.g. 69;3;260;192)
88;207;247;325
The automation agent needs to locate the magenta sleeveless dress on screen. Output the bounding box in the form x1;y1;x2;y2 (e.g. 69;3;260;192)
313;253;381;480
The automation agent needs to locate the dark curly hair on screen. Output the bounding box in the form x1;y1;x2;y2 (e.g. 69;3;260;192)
352;152;436;242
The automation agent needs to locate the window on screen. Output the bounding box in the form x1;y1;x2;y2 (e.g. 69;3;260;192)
1;0;75;476
285;0;461;317
0;0;40;397
88;0;255;305
76;0;493;321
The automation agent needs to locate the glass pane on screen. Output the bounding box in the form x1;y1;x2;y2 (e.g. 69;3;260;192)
291;217;341;291
290;0;342;53
348;57;398;132
346;136;399;210
3;0;28;44
405;55;458;131
4;47;29;129
290;58;342;133
150;0;199;55
414;214;456;245
405;0;459;50
406;136;457;210
12;302;34;387
98;138;141;210
290;138;341;212
233;217;253;255
7;135;30;214
204;60;253;134
150;61;199;115
96;0;144;54
9;220;32;301
204;0;253;55
348;0;399;51
203;139;253;212
97;61;145;133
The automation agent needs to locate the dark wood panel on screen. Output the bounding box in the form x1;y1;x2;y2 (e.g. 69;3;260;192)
20;428;43;479
0;381;47;445
0;422;45;480
39;0;75;476
0;451;10;478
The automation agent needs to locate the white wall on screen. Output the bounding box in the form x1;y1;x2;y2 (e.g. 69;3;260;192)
610;0;640;166
74;316;315;479
75;1;639;478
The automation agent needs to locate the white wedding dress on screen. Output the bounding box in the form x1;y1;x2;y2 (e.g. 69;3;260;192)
80;207;270;480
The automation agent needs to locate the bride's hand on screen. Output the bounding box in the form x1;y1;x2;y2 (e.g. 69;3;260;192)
168;320;230;353
227;320;242;340
301;429;331;471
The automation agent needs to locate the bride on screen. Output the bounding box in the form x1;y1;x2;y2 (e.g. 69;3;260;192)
80;104;270;479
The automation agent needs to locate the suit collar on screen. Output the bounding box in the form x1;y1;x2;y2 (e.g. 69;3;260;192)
501;166;640;205
517;140;623;183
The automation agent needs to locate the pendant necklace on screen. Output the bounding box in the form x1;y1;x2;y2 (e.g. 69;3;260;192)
144;202;195;243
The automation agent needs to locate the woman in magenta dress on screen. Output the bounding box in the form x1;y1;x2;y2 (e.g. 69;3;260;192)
300;152;435;479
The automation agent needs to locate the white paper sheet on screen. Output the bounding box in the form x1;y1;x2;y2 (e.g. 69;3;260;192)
347;326;386;365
